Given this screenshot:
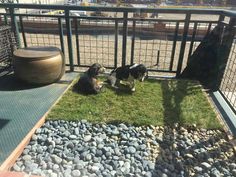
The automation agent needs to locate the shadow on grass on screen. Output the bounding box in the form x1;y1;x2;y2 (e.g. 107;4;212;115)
72;80;135;96
72;81;79;93
154;79;189;175
161;79;189;126
154;79;234;176
107;83;134;96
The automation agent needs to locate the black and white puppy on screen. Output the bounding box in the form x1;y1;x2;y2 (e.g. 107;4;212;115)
107;64;147;92
76;63;105;94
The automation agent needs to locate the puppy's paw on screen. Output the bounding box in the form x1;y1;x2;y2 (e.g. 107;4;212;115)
119;80;123;84
131;87;136;92
111;85;119;89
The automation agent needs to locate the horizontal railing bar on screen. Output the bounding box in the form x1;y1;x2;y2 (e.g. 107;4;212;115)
223;10;236;17
67;16;123;21
2;13;124;21
190;20;218;23
129;18;185;22
147;69;177;73
66;64;115;69
0;13;220;24
66;64;177;73
129;19;219;23
0;3;228;15
0;13;64;18
2;13;177;23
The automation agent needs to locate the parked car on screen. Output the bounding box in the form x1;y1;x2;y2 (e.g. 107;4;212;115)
70;10;87;17
181;2;193;6
166;1;175;5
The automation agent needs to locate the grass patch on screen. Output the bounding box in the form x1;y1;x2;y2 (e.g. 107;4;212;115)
47;78;222;129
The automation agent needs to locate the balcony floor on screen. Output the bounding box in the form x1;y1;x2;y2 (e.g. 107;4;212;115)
0;70;78;169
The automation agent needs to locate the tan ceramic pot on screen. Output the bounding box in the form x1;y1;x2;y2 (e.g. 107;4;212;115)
13;46;65;85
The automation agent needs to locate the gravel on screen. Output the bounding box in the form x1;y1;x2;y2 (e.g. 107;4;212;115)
12;120;236;177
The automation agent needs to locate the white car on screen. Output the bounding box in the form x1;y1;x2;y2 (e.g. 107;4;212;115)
70;10;87;17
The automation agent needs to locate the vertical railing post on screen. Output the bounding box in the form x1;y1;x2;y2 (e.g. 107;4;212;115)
176;12;191;77
74;18;80;66
218;14;225;25
58;18;65;55
19;16;27;47
9;7;21;48
122;12;128;67
187;22;197;63
170;21;179;71
114;19;118;68
65;9;74;71
216;14;225;40
206;22;212;36
130;20;136;65
4;15;8;25
224;15;235;38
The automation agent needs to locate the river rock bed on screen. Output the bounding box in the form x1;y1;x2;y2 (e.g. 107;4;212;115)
12;120;236;177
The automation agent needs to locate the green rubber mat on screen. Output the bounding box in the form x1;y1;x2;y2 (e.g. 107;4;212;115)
0;71;78;165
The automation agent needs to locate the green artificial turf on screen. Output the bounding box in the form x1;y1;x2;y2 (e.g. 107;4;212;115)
47;78;222;129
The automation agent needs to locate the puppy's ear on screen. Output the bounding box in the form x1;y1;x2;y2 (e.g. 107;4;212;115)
137;64;147;73
88;66;97;77
88;64;100;77
130;64;147;79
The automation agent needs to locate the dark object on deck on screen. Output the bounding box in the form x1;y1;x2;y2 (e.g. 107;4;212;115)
107;64;148;92
13;46;65;85
0;25;17;72
179;24;234;90
75;63;105;95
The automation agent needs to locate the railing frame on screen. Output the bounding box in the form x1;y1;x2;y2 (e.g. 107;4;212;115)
0;4;235;70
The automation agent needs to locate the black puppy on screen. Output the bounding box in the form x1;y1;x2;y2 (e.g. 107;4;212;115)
76;63;105;94
107;64;147;92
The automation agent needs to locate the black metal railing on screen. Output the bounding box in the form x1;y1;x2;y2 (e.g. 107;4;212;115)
0;3;235;113
0;25;17;72
219;18;236;113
